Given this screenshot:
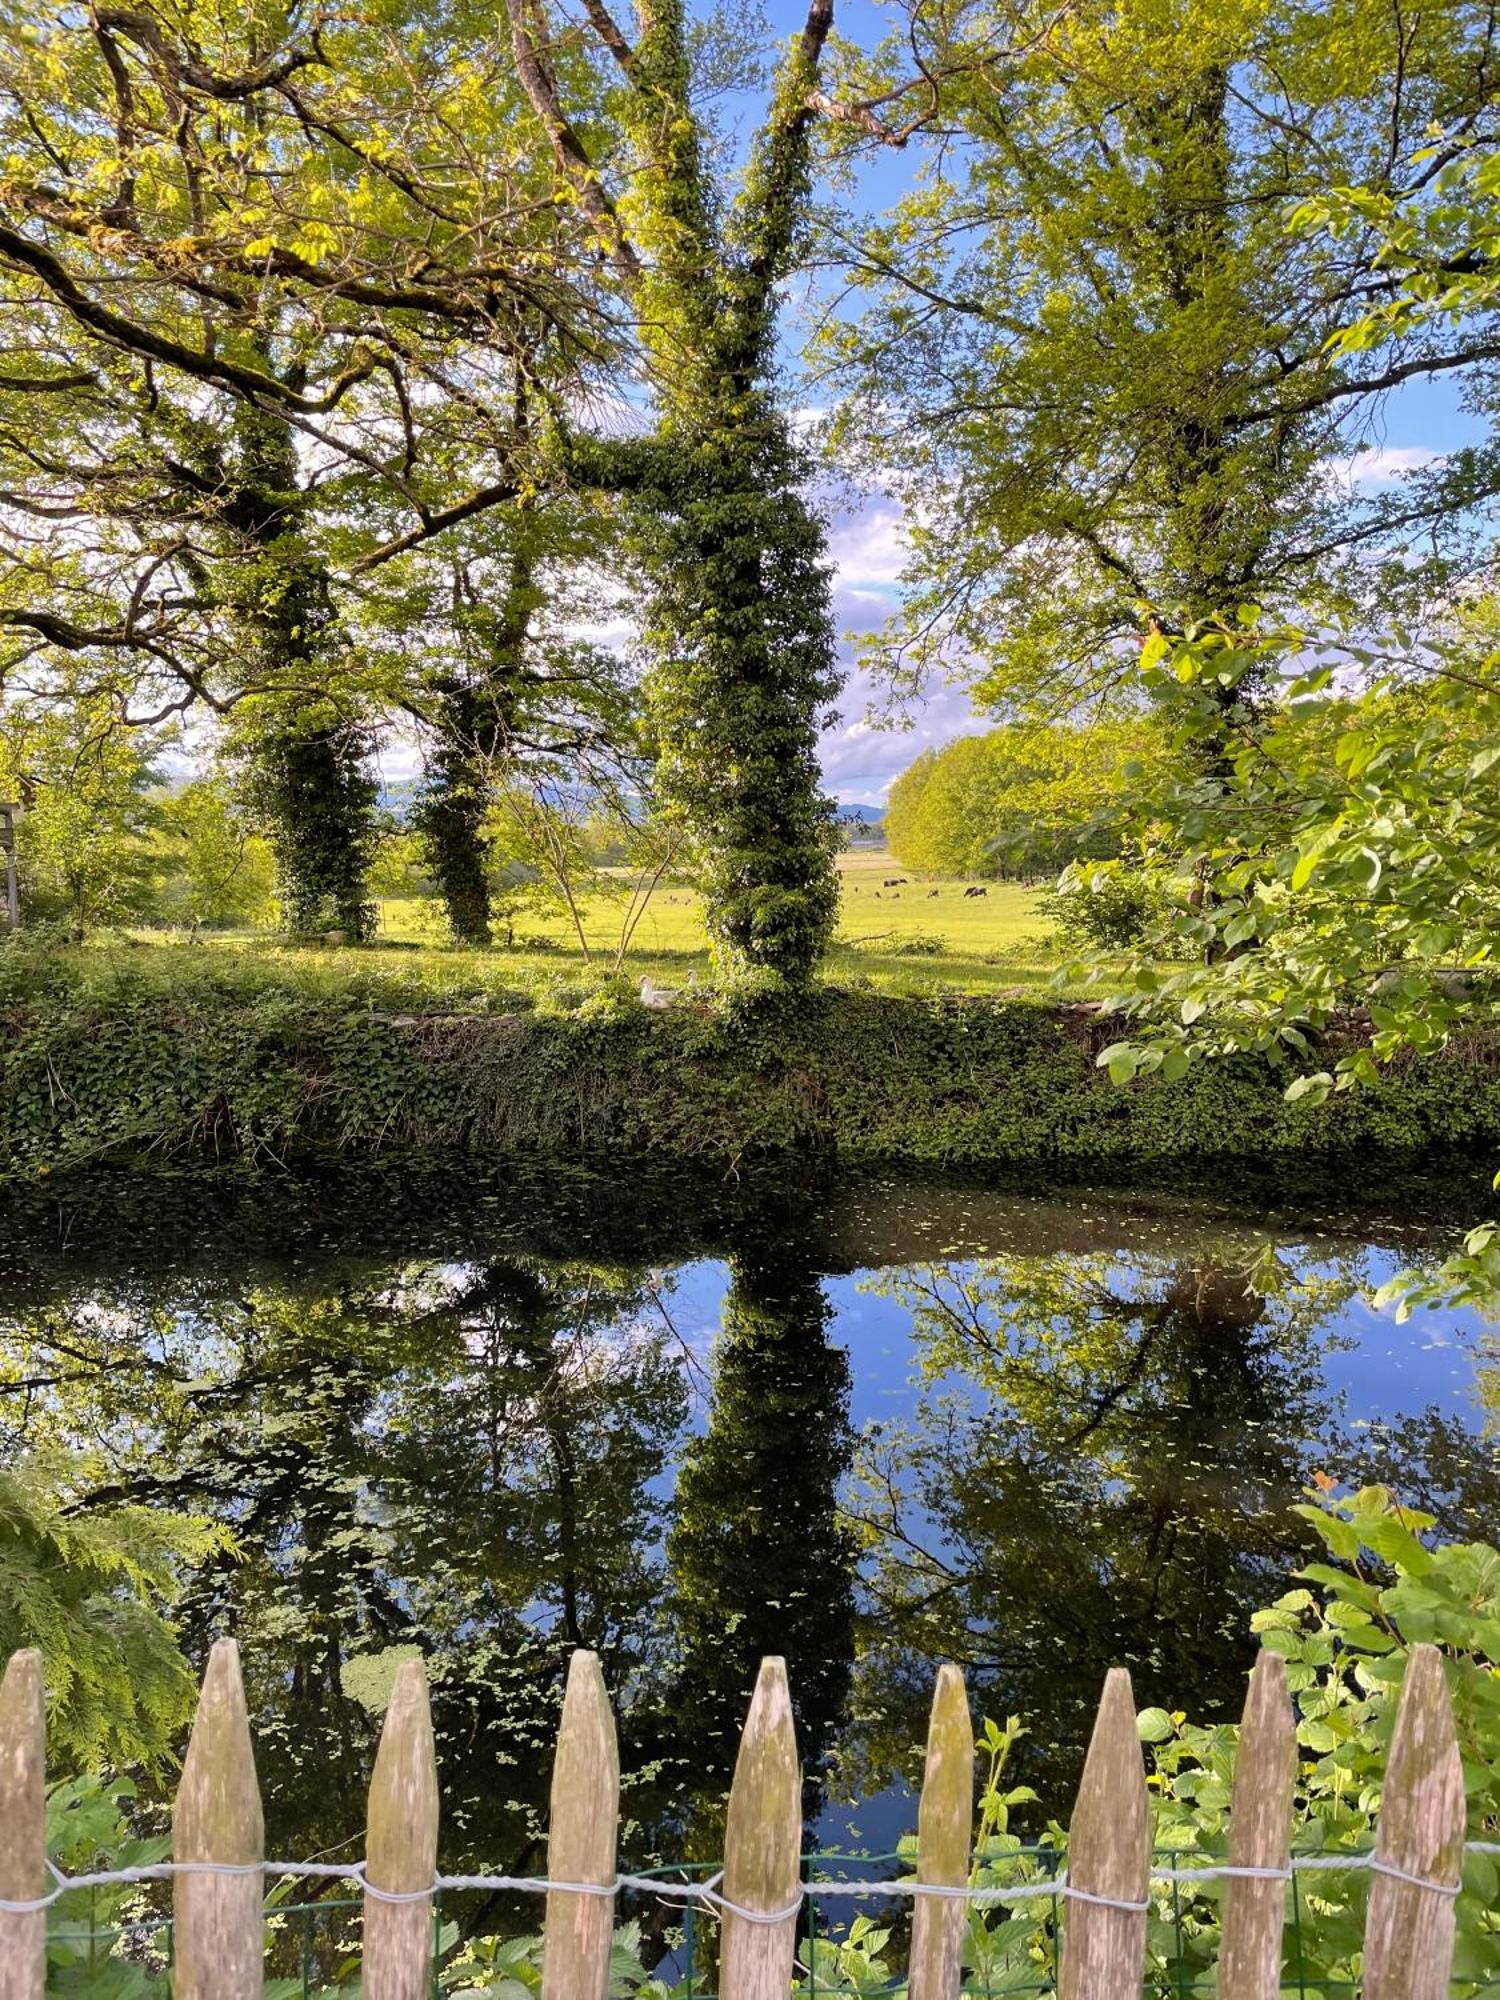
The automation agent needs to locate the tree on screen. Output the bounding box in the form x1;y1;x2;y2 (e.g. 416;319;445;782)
0;0;921;984
386;504;644;949
153;777;275;931
0;697;164;929
824;0;1500;720
0;0;607;938
885;719;1166;878
503;0;853;985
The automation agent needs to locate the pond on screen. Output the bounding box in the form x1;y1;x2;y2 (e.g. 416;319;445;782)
2;1157;1496;1914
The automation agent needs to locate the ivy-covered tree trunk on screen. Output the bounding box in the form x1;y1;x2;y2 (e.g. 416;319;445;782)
411;703;495;947
506;0;842;989
243;701;378;940
225;407;378;939
641;404;839;986
410;547;539;948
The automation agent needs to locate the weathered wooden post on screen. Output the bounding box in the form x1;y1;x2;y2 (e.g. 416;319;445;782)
907;1664;974;2000
173;1637;265;1999
540;1650;620;2000
1218;1650;1296;1999
364;1655;439;2000
719;1658;802;2000
1057;1667;1149;2000
0;1650;46;2000
1362;1642;1465;2000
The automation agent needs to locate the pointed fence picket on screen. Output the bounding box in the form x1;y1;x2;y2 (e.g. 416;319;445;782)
364;1654;440;2000
0;1637;1480;1995
1218;1649;1296;1999
172;1636;264;1999
720;1657;803;2000
907;1662;974;2000
541;1648;620;2000
0;1649;45;2000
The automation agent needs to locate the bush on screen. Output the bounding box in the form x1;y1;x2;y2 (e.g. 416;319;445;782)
1050;858;1173;951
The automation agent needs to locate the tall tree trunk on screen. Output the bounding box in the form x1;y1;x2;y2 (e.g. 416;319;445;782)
226;403;378;940
412;546;539;948
506;0;843;989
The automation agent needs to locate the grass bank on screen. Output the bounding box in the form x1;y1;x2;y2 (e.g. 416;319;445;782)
5;938;1499;1177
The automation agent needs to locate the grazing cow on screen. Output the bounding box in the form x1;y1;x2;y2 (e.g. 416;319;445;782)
927;889;939;899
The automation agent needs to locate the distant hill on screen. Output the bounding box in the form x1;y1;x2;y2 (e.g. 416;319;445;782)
837;803;885;824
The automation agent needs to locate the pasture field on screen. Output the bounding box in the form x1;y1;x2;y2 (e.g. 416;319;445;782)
368;851;1058;998
81;854;1060;1012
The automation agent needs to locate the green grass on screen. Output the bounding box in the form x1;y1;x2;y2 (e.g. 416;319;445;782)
68;853;1060;1011
362;851;1059;1001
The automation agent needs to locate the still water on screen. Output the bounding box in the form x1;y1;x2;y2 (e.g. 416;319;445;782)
1;1158;1496;1878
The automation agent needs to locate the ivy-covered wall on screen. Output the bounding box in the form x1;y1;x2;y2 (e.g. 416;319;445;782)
4;977;1499;1177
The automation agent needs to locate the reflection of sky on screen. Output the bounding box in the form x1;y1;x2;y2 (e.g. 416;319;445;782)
1317;1250;1492;1430
661;1239;1493;1455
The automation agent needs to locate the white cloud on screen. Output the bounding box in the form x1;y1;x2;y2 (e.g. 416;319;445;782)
1325;445;1443;494
825;502;910;591
817;665;987;805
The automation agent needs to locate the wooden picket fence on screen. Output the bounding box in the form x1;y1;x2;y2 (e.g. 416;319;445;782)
0;1635;1472;1999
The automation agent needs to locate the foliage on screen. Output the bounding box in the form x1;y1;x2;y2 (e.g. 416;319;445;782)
153;780;275;932
1060;616;1500;1302
1142;1485;1500;1990
886;722;1166;882
8;943;1500;1178
45;1774;172;1998
0;1450;231;1772
0;704;166;931
1049;857;1173;952
438;1919;681;1997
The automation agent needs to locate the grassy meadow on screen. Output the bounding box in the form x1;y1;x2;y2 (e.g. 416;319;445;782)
370;848;1058;998
53;852;1060;1015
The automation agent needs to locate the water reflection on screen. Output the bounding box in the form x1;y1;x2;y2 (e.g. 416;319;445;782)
664;1208;857;1854
842;1250;1348;1802
0;1162;1494;1884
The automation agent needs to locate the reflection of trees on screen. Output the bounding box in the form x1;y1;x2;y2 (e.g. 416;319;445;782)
0;1258;689;1868
843;1251;1358;1812
656;1215;858;1859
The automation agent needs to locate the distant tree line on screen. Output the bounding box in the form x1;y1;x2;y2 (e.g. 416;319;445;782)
884;721;1166;881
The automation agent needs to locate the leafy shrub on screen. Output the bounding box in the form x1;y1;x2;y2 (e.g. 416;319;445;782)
1141;1484;1500;1990
1049;857;1173;951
